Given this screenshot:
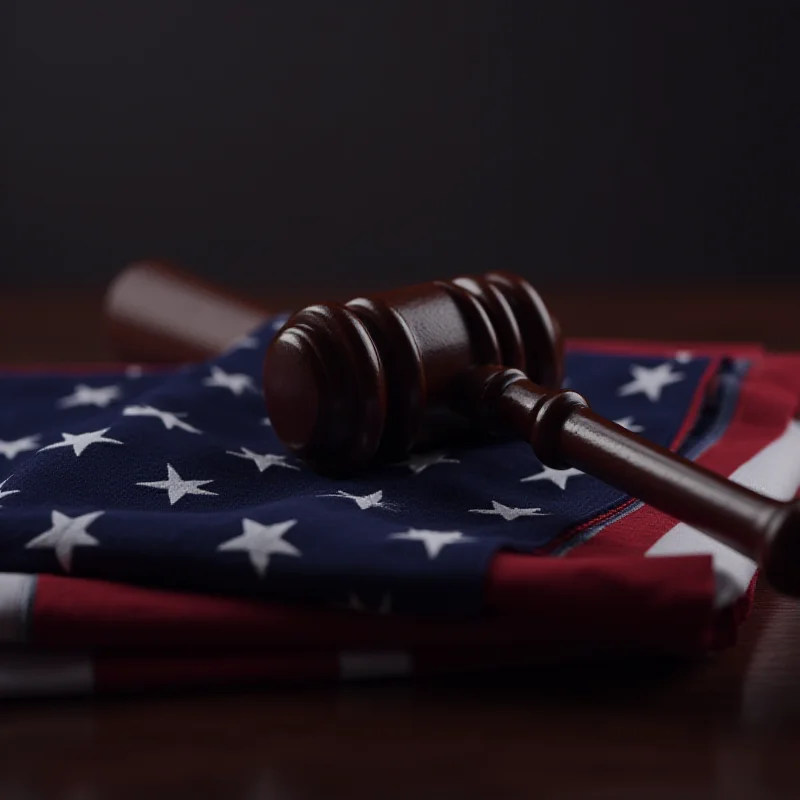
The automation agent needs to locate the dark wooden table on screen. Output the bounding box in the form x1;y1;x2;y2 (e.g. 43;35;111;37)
2;284;800;799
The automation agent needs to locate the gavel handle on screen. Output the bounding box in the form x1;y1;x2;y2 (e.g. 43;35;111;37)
104;261;270;362
462;366;800;596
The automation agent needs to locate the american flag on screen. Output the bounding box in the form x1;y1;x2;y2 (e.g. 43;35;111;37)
1;318;799;697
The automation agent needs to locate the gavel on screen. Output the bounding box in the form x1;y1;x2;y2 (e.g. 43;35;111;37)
106;261;800;596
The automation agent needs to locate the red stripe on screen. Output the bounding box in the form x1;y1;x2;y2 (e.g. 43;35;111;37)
31;552;715;658
31;574;539;652
484;552;716;652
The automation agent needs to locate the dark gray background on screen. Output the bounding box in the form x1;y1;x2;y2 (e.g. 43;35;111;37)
3;1;798;290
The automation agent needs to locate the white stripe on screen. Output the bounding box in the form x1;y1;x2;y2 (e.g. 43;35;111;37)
0;573;35;644
0;652;94;698
648;420;800;607
339;650;413;681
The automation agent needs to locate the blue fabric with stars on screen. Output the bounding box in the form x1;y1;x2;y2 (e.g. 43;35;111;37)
0;321;745;615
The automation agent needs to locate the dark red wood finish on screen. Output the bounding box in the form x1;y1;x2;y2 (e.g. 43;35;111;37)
262;271;562;471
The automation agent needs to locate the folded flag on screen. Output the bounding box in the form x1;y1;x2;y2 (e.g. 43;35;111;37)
1;319;799;698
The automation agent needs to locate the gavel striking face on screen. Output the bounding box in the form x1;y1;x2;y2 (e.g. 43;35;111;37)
263;272;563;474
106;261;800;596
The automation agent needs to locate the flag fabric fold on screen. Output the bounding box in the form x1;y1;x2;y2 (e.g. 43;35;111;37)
1;320;799;697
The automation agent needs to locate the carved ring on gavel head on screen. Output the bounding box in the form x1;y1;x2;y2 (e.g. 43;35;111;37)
105;261;800;596
262;273;563;474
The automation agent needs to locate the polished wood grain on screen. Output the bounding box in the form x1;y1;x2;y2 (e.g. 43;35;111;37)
2;285;800;799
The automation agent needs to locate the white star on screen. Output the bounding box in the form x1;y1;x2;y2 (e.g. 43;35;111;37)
25;510;103;572
122;405;202;435
469;500;549;521
318;490;387;510
614;416;645;434
388;528;474;559
399;451;460;475
617;362;685;403
226;447;299;473
0;435;40;460
57;384;121;409
521;465;584;490
343;592;392;614
202;366;257;396
261;417;272;427
217;518;301;577
137;464;217;505
0;476;19;505
38;428;124;457
674;350;693;364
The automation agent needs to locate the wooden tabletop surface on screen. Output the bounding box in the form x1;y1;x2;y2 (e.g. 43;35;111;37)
1;283;800;799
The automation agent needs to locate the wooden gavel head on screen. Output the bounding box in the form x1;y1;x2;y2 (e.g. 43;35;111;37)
263;274;563;473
